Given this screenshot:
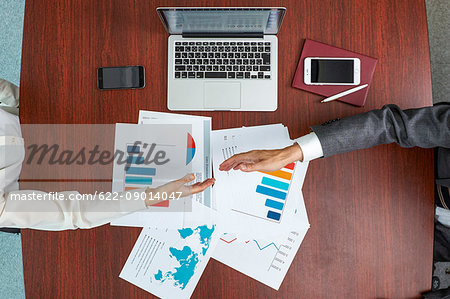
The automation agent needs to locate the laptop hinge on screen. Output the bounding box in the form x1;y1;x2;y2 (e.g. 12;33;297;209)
182;32;264;39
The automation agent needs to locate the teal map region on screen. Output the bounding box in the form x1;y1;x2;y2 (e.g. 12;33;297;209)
154;225;215;290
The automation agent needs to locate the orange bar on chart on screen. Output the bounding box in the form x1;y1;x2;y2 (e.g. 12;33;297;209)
259;169;292;181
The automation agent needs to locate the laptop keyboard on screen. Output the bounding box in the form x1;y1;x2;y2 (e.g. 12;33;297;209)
173;41;271;79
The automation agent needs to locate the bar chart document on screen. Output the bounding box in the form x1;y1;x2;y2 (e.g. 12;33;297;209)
111;123;197;228
211;124;309;241
211;124;310;289
138;111;213;209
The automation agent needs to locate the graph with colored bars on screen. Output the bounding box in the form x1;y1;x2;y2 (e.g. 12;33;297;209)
123;143;169;208
220;136;296;223
123;134;197;208
256;163;295;222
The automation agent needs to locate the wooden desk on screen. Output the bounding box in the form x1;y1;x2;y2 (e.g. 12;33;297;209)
19;0;434;298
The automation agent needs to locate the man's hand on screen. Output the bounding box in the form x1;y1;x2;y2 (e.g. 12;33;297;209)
145;174;215;207
219;143;303;173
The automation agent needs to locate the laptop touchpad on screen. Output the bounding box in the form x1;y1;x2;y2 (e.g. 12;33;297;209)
204;82;241;109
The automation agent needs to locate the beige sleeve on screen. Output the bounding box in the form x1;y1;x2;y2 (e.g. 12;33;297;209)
0;79;19;115
0;189;147;230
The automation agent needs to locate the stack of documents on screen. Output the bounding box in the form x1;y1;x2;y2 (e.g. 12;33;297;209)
113;113;310;298
211;124;310;290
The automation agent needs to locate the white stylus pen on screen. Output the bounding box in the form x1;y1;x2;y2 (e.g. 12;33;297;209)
321;84;368;103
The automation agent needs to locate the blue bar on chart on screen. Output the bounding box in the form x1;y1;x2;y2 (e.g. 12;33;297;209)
125;167;156;176
126;156;145;164
267;210;281;221
256;185;287;200
127;145;141;154
265;198;284;210
261;176;290;191
125;176;153;185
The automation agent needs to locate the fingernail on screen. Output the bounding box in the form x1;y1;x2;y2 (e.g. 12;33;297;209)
240;165;247;170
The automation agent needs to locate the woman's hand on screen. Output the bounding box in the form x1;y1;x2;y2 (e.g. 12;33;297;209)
144;174;215;207
219;143;303;173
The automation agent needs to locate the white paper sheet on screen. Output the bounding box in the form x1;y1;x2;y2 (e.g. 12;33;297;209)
138;111;213;209
213;227;309;290
212;183;309;290
110;123;190;228
210;124;310;289
111;115;212;227
120;203;220;299
211;124;309;240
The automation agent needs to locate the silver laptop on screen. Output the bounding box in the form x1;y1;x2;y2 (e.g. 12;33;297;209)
157;7;286;111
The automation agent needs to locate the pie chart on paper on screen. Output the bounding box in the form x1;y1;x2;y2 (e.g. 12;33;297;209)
186;133;196;165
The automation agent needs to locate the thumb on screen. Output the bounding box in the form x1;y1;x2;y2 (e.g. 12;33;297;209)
180;173;195;183
239;163;257;172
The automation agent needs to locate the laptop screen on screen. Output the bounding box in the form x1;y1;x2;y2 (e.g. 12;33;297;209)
157;7;286;35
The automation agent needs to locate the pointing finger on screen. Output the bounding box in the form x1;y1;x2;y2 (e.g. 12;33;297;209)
220;152;259;171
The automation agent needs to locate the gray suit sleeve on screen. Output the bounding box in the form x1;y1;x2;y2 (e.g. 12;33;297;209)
311;104;450;157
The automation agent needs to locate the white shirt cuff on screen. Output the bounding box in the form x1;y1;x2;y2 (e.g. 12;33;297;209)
436;206;450;228
294;132;324;161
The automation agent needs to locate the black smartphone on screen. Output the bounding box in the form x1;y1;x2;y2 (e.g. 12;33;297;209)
97;66;145;90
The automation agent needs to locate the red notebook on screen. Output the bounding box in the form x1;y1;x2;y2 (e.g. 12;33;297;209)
292;39;377;107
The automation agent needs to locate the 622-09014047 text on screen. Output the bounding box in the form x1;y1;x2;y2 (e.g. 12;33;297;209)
8;191;183;202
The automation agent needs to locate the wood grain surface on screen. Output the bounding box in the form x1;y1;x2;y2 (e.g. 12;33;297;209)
19;0;434;298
